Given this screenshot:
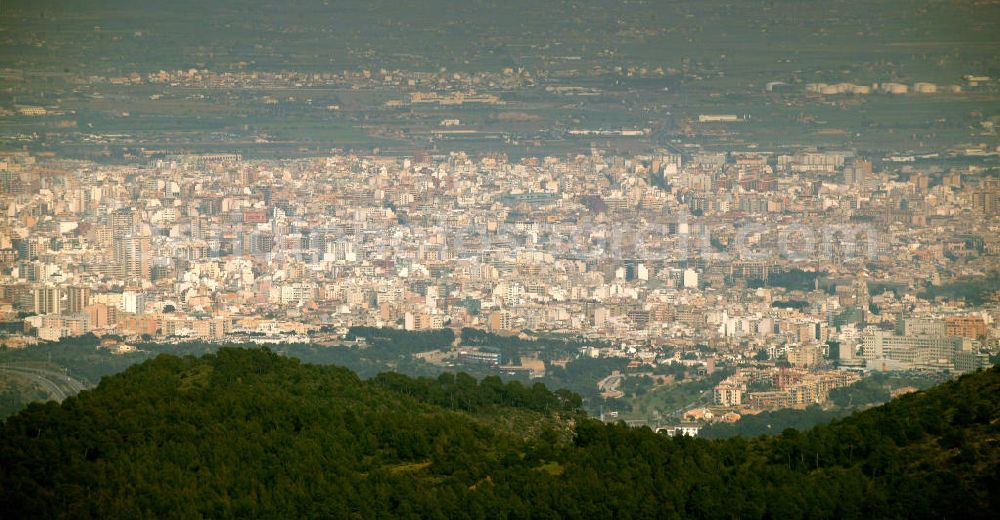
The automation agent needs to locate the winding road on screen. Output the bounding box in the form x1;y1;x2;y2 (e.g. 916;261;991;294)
598;373;625;399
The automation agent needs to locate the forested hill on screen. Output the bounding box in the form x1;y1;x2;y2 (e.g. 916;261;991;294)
1;349;997;518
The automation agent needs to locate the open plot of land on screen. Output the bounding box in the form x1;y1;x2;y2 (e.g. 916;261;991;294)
0;0;997;158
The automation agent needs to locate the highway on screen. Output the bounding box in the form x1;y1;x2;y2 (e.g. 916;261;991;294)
0;364;88;403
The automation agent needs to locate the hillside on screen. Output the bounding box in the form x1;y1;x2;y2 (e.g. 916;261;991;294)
1;348;997;518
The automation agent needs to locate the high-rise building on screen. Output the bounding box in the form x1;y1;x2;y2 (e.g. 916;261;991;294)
114;235;151;281
624;260;641;281
489;310;515;331
66;286;92;314
121;291;147;314
683;268;699;289
110;208;137;238
13;238;43;261
86;303;117;329
0;171;22;194
945;316;988;339
843;158;872;188
32;286;61;315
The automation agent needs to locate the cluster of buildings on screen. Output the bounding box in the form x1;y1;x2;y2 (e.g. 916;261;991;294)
854;316;989;372
0;145;996;379
805;81;966;96
90;66;537;93
803;75;995;96
713;367;861;411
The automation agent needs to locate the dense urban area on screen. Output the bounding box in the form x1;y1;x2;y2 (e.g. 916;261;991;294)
2;141;997;430
0;1;998;517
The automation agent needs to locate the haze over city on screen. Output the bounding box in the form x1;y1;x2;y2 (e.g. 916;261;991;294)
0;1;998;518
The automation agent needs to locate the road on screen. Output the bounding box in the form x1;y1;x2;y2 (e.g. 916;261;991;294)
0;364;88;403
667;388;714;418
598;373;625;399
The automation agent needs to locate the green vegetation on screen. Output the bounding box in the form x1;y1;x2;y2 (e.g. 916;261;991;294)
1;349;997;518
372;371;581;414
0;332;450;417
700;406;853;439
829;371;950;407
0;334;210;385
545;357;629;401
0;330;705;420
346;326;455;354
0;373;50;418
699;371;952;439
460;328;600;363
772;300;809;310
918;273;1000;306
0;328;608;418
617;370;730;422
3;1;998;158
748;269;826;292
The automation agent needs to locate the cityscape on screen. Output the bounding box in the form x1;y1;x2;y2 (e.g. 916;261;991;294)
1;0;998;517
3;143;996;426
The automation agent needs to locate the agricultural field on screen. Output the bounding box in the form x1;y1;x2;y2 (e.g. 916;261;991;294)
1;0;997;158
